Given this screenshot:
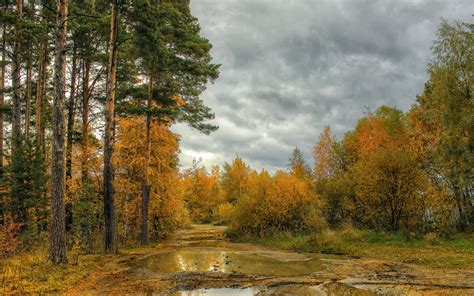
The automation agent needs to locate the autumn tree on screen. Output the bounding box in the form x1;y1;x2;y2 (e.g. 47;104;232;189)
230;168;325;235
181;165;220;223
114;117;189;241
313;126;337;181
354;148;428;232
313;126;353;227
221;156;251;204
412;21;473;231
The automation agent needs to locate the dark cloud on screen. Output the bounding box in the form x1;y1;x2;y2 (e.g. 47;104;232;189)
172;0;474;172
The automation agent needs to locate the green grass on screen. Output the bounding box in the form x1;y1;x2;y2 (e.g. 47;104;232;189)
227;227;474;269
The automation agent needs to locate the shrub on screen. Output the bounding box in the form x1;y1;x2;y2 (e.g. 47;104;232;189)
229;171;326;236
0;223;23;257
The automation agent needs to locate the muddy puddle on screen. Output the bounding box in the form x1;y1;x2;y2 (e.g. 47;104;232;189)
172;282;376;296
139;247;324;277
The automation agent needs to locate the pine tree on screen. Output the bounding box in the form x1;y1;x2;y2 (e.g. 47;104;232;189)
289;147;311;180
103;0;119;254
127;0;220;244
50;0;68;265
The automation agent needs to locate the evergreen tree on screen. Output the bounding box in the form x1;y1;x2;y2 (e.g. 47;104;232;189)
289;147;311;180
126;0;220;244
4;138;48;235
103;0;119;254
50;0;68;265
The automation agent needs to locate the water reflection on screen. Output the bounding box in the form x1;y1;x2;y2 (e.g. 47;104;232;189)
140;248;323;277
173;287;257;296
172;283;376;296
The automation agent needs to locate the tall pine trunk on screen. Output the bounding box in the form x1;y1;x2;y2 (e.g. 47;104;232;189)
81;60;90;182
0;20;5;178
140;75;153;245
24;0;35;138
66;43;77;182
103;0;118;254
0;16;5;226
49;0;68;265
65;42;77;232
11;0;24;225
35;42;46;150
25;50;32;137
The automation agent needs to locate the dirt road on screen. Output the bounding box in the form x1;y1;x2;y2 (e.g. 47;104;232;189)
68;225;474;295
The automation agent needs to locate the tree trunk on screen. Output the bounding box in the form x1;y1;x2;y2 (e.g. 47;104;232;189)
140;75;153;245
66;42;77;181
11;0;24;225
0;20;5;178
25;1;35;138
25;51;32;137
0;15;5;226
81;60;90;182
65;42;77;232
24;1;34;138
35;39;48;153
49;0;68;265
103;0;118;254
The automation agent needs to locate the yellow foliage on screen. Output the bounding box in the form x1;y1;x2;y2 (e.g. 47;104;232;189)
353;148;428;232
214;202;235;225
114;117;190;241
313;125;337;181
221;156;251;203
230;170;325;235
180;165;223;223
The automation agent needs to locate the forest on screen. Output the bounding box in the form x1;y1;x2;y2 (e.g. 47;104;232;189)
0;0;473;294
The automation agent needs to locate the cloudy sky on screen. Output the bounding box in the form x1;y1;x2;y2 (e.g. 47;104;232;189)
172;0;473;172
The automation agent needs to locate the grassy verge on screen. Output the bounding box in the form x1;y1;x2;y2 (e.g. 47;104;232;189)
0;247;111;294
227;227;474;269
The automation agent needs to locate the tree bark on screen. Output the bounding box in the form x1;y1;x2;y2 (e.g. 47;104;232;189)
0;19;5;178
103;0;118;254
140;75;153;245
49;0;68;265
66;42;77;181
65;42;77;232
35;42;45;150
11;0;24;225
24;0;34;138
81;59;90;182
0;13;5;226
25;49;32;137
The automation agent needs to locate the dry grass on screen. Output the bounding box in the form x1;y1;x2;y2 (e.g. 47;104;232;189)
1;247;107;295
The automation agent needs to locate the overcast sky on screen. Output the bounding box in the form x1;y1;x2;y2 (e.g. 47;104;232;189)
172;0;473;172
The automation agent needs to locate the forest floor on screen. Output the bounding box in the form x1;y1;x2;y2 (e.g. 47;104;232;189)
60;225;474;295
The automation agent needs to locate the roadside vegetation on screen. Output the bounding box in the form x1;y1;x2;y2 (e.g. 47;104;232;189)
228;225;474;269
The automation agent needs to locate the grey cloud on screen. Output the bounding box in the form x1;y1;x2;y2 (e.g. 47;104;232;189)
172;0;474;172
